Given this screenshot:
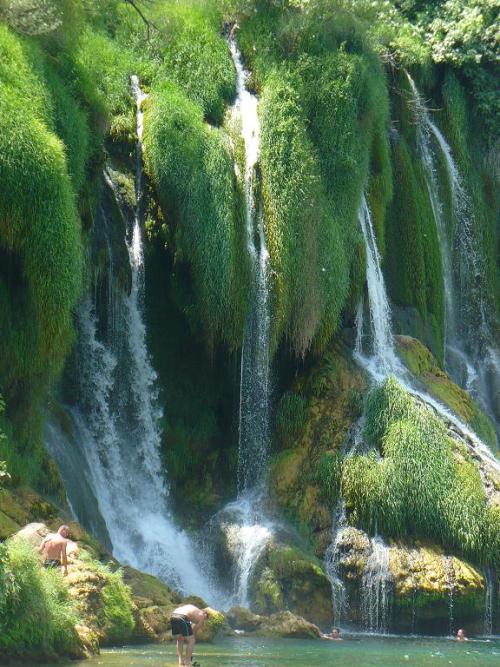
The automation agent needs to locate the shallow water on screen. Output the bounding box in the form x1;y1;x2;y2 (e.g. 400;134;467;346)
40;636;500;667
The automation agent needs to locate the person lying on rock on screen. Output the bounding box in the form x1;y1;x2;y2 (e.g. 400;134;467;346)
322;627;342;640
170;603;208;666
38;525;70;576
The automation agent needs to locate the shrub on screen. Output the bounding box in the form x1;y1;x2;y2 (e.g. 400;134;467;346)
0;537;79;657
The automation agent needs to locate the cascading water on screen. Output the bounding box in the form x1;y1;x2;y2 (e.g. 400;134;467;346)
355;196;499;471
444;556;455;636
407;73;500;436
361;536;392;634
45;77;218;603
354;196;405;379
324;502;349;626
213;36;273;607
484;569;494;636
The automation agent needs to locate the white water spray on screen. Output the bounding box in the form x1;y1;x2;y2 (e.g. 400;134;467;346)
325;502;349;626
361;536;392;634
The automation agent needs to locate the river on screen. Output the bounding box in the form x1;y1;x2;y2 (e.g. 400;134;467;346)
39;636;500;666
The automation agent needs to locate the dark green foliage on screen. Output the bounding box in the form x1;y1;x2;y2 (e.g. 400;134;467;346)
231;1;396;355
315;451;342;506
144;237;240;516
384;75;445;359
343;378;500;567
152;1;236;124
144;82;249;349
275;391;308;446
0;537;79;657
437;71;499;323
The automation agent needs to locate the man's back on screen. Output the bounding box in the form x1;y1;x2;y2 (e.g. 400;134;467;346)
41;533;67;560
173;604;205;624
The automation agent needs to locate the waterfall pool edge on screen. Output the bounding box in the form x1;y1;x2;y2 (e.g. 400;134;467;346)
37;635;500;667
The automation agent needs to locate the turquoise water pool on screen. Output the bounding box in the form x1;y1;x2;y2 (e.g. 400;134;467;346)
40;635;500;667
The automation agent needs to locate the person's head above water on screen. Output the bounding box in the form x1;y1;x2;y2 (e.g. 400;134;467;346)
330;628;341;639
456;628;468;641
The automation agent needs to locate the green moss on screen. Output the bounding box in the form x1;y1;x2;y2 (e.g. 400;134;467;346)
144;81;249;349
384;109;445;360
396;336;497;449
79;552;135;644
343;378;499;568
153;2;235;124
256;25;391;355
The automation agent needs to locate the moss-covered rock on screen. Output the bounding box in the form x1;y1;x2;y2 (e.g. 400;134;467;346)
250;539;333;627
270;342;367;551
396;335;497;450
331;526;488;633
390;539;485;632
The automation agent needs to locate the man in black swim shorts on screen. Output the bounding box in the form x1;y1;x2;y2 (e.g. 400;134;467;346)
170;603;208;666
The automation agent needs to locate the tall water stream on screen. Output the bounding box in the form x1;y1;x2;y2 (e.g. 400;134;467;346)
213;37;273;608
46;77;217;601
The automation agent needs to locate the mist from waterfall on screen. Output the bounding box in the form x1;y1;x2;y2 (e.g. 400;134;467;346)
407;73;500;437
213;35;273;608
45;77;219;603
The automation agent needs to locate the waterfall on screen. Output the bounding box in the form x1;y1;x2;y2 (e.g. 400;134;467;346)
407;73;500;436
361;536;392;634
214;36;273;608
354;196;405;379
325;193;499;632
443;556;455;636
483;568;495;636
45;77;219;603
324;502;349;627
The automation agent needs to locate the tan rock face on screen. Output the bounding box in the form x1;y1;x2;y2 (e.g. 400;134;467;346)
257;611;322;639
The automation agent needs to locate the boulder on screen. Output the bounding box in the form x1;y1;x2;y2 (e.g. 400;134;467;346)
227;606;264;631
331;525;488;633
250;539;333;626
256;611;321;639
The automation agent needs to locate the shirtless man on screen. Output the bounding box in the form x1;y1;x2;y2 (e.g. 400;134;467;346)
170;603;208;666
38;525;70;576
456;628;469;641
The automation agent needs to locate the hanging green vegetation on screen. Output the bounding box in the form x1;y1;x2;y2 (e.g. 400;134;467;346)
151;1;236;124
0;25;85;487
342;378;500;568
143;81;249;350
236;3;393;355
